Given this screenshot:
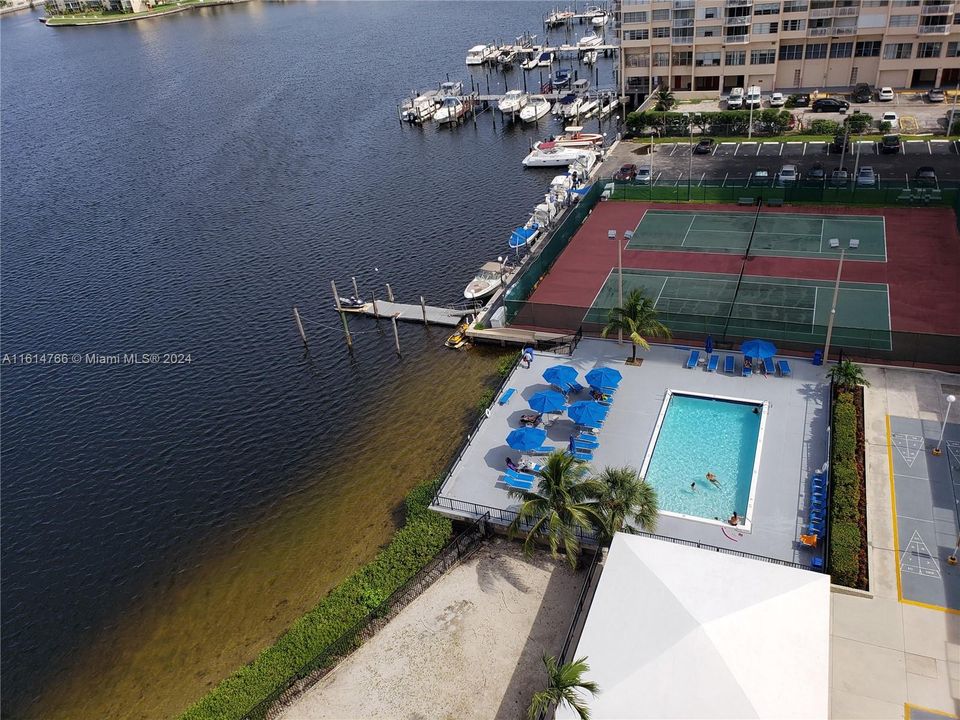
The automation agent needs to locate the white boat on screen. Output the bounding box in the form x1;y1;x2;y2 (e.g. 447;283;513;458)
536;51;554;67
496;47;517;66
535;126;604;150
519;95;551;122
463;261;505;301
598;97;618;118
577;97;600;118
577;33;603;48
558;96;587;119
591;13;609;26
545;8;574;27
498;90;529;115
465;44;495;65
400;90;441;123
583;50;598;65
439;81;463;96
521;52;540;71
568;152;597;178
522;146;597;168
532;195;561;226
435;96;467;125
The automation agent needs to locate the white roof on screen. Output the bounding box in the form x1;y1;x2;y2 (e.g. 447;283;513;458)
558;533;830;720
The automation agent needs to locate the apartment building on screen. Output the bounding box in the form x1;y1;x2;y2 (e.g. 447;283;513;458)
618;0;960;103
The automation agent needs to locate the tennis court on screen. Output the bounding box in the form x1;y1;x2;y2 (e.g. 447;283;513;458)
584;269;892;350
628;210;887;261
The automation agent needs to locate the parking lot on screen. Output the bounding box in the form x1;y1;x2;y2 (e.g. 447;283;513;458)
605;137;960;186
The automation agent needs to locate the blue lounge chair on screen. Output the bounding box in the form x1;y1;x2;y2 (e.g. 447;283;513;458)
528;445;555;454
569;449;593;462
575;432;598;443
742;362;752;377
502;474;534;491
574;436;600;449
763;357;775;375
685;350;700;369
506;467;537;484
777;359;792;377
706;355;719;372
568;382;584;394
724;355;735;374
498;388;516;405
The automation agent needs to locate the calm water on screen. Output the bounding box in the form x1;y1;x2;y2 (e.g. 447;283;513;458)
644;394;762;520
0;2;619;717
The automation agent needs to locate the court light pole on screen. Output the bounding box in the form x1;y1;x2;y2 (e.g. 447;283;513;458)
932;394;957;456
822;237;859;363
684;112;693;201
609;229;624;344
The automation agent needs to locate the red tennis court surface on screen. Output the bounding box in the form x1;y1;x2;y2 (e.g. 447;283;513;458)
527;201;960;337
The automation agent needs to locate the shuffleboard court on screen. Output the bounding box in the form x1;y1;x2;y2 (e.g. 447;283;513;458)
628;209;887;261
584;269;891;350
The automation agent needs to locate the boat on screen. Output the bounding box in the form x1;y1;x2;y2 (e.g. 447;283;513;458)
545;8;574;27
496;47;517;66
521;52;540;71
498;90;529;115
338;296;365;309
439;80;463;96
568;152;598;178
435;96;468;125
591;13;609;26
583;50;598;65
509;223;542;252
577;33;603;47
463;261;505;301
536;51;555;68
519;95;551;122
577;96;601;118
444;322;470;349
552;92;577;116
551;68;572;89
465;44;496;65
598;97;619;119
522;146;597;168
534;126;604;150
400;90;441;123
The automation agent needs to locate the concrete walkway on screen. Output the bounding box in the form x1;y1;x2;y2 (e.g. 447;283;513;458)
830;365;960;719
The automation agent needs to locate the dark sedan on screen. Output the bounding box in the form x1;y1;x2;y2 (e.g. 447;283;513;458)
614;163;637;181
694;138;715;154
812;98;850;113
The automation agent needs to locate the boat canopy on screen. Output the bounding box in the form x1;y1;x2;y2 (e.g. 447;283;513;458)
564;126;584;133
509;225;539;248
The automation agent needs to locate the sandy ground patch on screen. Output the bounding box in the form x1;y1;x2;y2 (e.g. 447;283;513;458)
279;537;585;720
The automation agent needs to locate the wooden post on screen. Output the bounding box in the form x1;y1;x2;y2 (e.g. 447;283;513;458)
420;296;428;325
351;276;359;300
386;283;394;302
330;281;352;349
391;315;401;356
292;306;308;347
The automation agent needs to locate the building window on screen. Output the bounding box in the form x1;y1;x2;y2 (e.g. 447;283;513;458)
805;43;828;59
652;26;671;38
830;42;853;58
918;42;942;58
883;42;913;59
651;8;671;21
653;52;670;66
624;29;650;40
702;6;719;19
948;42;960;58
750;49;776;64
888;14;917;27
783;1;808;11
673;51;692;65
695;51;721;66
782;18;805;30
622;11;648;23
779;44;804;60
696;25;722;37
855;40;881;57
754;2;780;14
752;21;779;33
725;50;746;65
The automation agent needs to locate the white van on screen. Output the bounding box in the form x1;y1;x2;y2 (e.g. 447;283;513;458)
727;87;744;109
745;85;762;108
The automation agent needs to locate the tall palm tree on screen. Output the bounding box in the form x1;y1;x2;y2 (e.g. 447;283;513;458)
592;466;659;543
508;450;605;569
601;288;672;363
527;653;600;720
827;359;870;391
654;86;676;111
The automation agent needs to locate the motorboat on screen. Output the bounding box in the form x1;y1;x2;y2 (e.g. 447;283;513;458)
522;146;597;168
498;90;529;115
551;68;572;89
577;33;603;47
552;92;578;116
534;126;604;150
463;261;505;301
577;96;601;118
583;50;598;65
338;296;365;309
591;13;609;26
439;80;463;97
465;44;496;65
545;8;574;27
400;90;441;123
558;96;587;119
509;222;542;252
496;47;517;66
519;95;551;122
598;97;618;118
521;52;540;71
536;51;555;68
435;96;467;125
568;152;597;178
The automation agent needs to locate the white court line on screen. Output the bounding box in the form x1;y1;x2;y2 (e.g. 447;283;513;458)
756;143;762;156
819;218;825;254
812;286;819;333
586;267;617;313
680;217;696;246
733;143;741;156
721;172;729;187
803;142;808;156
698;172;705;187
652;276;669;308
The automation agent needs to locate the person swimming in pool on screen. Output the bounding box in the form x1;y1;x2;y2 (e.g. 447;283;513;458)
729;511;740;526
706;472;720;488
753;407;760;415
690;481;697;493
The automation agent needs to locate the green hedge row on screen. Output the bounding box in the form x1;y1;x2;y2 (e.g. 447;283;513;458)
180;480;453;720
829;391;864;587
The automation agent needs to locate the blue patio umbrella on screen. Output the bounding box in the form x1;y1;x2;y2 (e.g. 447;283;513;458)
506;426;548;451
529;390;567;414
585;367;622;390
740;338;777;359
542;365;578;389
568;401;608;427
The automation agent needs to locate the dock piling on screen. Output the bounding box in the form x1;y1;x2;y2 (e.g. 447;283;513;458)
331;280;353;349
386;283;394;302
351;276;359;299
391;315;401;356
292;306;308;347
420;296;428;325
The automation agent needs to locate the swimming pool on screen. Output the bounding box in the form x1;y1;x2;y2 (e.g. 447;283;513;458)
639;390;767;530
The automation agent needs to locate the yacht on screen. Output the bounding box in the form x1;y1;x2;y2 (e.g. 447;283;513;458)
498;90;529;115
551;68;572;89
534;125;604;149
591;12;609;26
465;44;495;65
496;47;517;66
434;96;467;125
545;8;574;27
463;261;505;301
583;50;598;65
577;33;603;47
536;51;555;67
521;51;541;71
400;90;441;123
522;146;597;168
439;80;463;96
519;95;551;122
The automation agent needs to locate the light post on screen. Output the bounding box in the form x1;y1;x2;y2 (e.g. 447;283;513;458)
497;255;506;284
949;81;959;138
932;394;956;456
609;229;624;344
822;238;859;363
684;112;693;200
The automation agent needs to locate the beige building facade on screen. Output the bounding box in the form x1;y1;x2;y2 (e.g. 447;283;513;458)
617;0;960;102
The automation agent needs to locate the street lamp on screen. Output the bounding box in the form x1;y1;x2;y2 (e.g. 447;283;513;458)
684;112;693;200
932;394;957;456
822;237;859;363
609;229;624;345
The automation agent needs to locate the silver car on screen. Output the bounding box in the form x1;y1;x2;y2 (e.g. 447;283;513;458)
856;166;877;187
776;164;798;187
635;167;652;185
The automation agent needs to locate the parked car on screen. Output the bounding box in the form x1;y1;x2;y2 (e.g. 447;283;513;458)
851;83;872;103
750;168;771;186
856;167;876;187
878;87;895;101
776;164;799;186
807;163;826;181
830;133;850;153
830;167;850;186
915;166;938;186
881;111;898;126
635;166;652;184
812;98;850;113
787;93;811;108
694;138;716;154
769;92;785;107
614;163;637;181
745;86;762;108
927;88;946;103
880;134;901;154
727;87;744;109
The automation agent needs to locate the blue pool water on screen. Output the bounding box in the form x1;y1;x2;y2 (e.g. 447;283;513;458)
644;393;763;522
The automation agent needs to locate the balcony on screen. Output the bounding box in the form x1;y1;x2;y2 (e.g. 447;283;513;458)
918;23;949;33
921;4;953;15
810;8;835;18
807;26;830;36
723;34;751;43
672;18;694;27
724;16;751;25
725;0;752;6
672;36;694;44
833;26;857;35
673;0;694;8
837;6;859;16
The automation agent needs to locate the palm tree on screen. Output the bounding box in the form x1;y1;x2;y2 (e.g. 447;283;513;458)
827;359;870;391
654;86;676;111
592;466;659;543
527;653;600;720
508;450;605;569
601;288;672;364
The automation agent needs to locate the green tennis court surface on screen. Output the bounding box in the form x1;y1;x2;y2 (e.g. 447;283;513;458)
628;210;887;261
585;269;892;350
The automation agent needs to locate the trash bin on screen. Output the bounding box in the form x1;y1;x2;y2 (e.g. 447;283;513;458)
812;349;823;366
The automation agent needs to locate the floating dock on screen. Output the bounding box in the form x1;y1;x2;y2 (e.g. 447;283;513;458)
340;300;469;327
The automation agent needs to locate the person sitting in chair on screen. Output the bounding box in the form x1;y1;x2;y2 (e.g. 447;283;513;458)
520;413;542;427
506;457;520;472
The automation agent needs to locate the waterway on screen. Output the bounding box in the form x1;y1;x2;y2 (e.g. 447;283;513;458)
0;2;618;717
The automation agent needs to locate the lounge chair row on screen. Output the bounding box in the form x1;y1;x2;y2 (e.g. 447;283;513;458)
807;472;828;536
684;350;792;377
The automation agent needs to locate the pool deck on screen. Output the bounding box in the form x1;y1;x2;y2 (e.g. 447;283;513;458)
433;337;829;566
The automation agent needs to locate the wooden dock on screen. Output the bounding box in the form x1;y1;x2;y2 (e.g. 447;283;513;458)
340;301;469;327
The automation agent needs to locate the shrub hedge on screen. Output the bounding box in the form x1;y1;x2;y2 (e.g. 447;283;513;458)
179;480;453;720
829;391;864;587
